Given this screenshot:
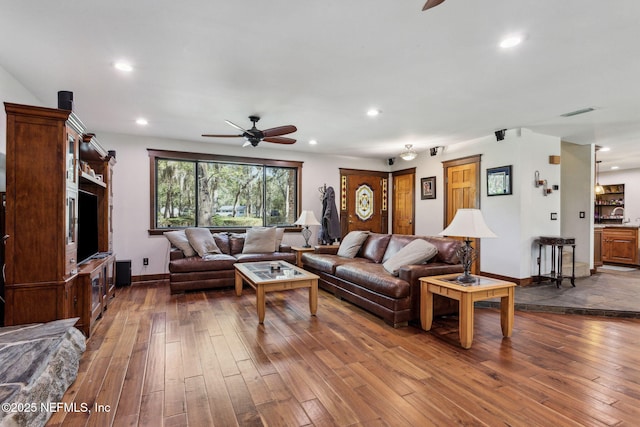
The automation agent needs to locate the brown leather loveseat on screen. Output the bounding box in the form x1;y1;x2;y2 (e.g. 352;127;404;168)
168;230;296;293
301;233;463;327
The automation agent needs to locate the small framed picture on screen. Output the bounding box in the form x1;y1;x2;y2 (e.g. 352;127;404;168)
421;176;436;200
487;165;512;196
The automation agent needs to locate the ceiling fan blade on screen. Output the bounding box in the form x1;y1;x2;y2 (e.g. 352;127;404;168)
263;136;296;145
422;0;445;11
225;120;256;136
261;125;297;138
201;133;243;138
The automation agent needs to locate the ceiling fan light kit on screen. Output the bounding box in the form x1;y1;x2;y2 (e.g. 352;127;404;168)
202;115;297;147
400;144;417;161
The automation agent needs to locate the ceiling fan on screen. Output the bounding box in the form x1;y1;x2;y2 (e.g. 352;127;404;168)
422;0;446;11
202;115;297;147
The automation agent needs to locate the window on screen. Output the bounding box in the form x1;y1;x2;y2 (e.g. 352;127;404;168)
149;149;302;232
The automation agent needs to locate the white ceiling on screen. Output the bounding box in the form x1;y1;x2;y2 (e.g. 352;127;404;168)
2;0;640;170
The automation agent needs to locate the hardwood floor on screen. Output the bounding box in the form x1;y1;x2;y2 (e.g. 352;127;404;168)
48;281;640;426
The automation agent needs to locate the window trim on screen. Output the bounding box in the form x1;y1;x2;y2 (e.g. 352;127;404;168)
148;149;303;235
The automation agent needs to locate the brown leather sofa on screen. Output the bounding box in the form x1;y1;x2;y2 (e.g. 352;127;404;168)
168;232;296;293
301;233;463;327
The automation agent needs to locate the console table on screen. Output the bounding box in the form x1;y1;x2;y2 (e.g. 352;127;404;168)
537;236;576;288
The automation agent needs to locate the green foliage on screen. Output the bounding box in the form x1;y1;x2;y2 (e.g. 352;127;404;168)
155;158;297;229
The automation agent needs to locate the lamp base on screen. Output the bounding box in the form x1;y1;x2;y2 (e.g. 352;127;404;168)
455;272;477;285
455;239;477;285
301;226;312;248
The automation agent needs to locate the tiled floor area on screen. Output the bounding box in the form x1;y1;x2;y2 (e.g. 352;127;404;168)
479;267;640;318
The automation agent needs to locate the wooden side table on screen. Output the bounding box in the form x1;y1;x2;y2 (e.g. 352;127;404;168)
420;274;516;349
291;246;315;267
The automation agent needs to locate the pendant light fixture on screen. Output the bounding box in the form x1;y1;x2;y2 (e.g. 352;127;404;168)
594;147;604;195
399;144;417;161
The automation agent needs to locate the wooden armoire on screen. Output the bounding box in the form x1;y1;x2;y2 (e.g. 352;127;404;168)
3;102;116;336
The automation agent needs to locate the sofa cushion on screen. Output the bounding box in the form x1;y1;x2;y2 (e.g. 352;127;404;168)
243;227;277;253
235;252;296;264
164;230;196;257
337;231;369;258
358;233;391;263
185;227;222;257
382;239;438;276
213;232;231;255
169;253;237;273
229;233;246;254
302;253;371;274
335;263;410;299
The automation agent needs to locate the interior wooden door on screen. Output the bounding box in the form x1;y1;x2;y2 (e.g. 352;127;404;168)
443;155;481;273
340;169;388;236
392;169;415;235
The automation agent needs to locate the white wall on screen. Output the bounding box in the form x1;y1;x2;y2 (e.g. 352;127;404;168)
598;167;640;225
100;132;388;276
0;64;44;190
399;128;562;280
561;142;594;268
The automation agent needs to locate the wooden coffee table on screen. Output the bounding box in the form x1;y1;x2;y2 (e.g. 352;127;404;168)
420;274;516;349
234;261;319;324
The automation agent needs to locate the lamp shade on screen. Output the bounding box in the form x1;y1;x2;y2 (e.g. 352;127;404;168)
294;210;321;226
438;209;497;239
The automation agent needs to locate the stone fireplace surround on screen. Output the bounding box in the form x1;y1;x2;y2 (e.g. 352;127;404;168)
0;318;85;427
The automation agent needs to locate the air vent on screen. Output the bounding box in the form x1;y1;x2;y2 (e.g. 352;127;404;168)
560;107;595;117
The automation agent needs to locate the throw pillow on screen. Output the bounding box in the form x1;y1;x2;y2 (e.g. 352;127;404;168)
164;230;196;257
382;239;438;276
274;227;285;251
336;231;369;258
185;227;222;257
243;227;277;253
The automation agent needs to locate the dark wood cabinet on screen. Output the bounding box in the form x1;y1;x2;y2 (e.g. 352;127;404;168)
602;227;638;266
593;228;603;268
3;103;115;336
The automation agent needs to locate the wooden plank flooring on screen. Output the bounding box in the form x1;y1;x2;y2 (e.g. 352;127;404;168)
47;281;640;426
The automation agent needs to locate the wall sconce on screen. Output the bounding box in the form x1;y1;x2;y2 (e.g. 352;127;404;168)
534;170;553;196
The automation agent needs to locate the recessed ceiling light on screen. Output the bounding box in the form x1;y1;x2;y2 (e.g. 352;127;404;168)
309;139;318;145
366;109;381;117
611;166;619;170
599;146;610;152
136;118;148;126
114;61;133;72
499;35;523;49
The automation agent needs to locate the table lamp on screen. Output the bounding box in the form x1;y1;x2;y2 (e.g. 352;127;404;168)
439;209;497;284
294;210;321;248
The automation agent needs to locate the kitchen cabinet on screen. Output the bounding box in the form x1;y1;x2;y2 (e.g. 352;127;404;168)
602;227;638;266
594;228;603;267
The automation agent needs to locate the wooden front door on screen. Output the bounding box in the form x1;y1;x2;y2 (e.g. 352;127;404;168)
443;155;481;272
340;169;388;236
392;169;415;235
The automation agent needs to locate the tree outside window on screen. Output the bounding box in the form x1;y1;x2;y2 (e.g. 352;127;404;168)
150;150;301;231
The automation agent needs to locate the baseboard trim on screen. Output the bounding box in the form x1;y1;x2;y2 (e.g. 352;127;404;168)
478;271;533;287
132;273;169;284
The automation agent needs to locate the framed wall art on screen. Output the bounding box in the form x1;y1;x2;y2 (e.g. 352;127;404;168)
487;165;512;196
421;176;436;200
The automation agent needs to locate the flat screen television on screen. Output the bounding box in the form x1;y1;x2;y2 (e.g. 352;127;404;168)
77;189;99;264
